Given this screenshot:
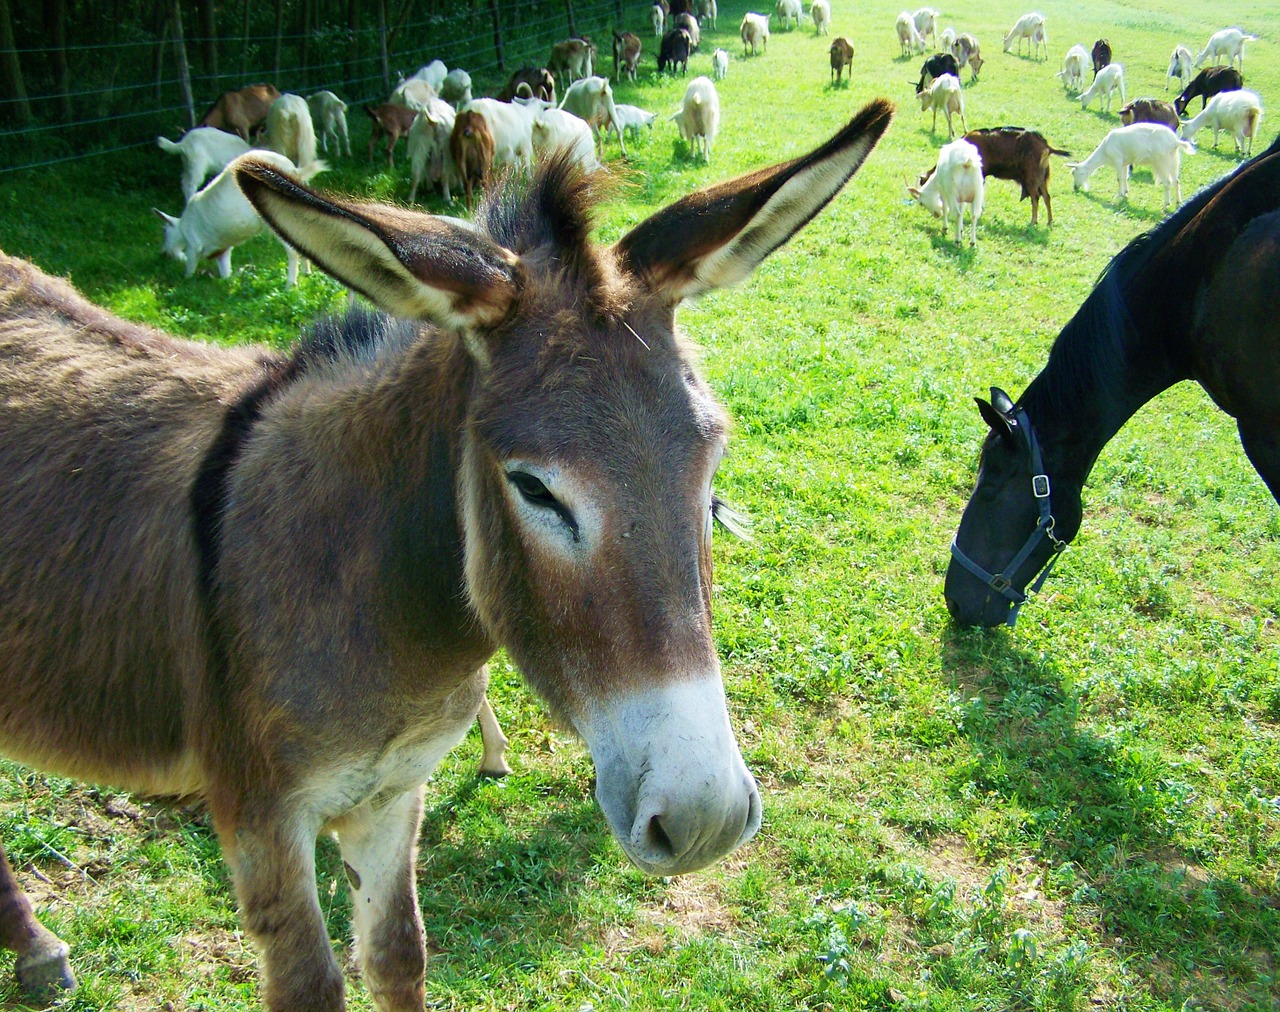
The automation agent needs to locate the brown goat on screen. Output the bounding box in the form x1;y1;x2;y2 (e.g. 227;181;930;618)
548;37;596;85
1119;98;1180;132
614;31;642;81
197;83;281;142
922;127;1071;225
364;102;417;167
0;100;895;1010
830;36;854;83
498;66;556;105
1091;38;1112;78
449;109;495;212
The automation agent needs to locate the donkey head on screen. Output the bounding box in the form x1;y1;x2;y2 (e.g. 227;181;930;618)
236;97;892;875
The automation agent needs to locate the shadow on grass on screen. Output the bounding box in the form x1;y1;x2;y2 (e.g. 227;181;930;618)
978;212;1052;244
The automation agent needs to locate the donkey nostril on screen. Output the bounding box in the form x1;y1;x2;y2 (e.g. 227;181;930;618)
643;813;677;859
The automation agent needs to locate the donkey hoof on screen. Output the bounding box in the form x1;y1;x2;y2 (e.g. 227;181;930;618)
16;942;78;998
477;760;513;779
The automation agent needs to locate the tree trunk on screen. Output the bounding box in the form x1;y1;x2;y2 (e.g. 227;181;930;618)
273;0;285;82
489;0;505;72
0;0;31;126
172;0;196;128
565;0;576;38
386;0;416;54
42;0;71;122
346;0;361;84
377;0;389;94
154;13;170;102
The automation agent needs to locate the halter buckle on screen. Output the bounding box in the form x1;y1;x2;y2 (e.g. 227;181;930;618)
989;574;1012;592
1032;474;1051;498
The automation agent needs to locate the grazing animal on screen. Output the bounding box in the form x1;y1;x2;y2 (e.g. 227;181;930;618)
389;77;437;112
947;131;1280;627
614;31;642;81
918;72;965;139
830;37;855;83
440;69;473;108
152;150;321;287
262;93;318;175
699;0;718;29
1056;44;1089;92
811;0;830;36
548;38;596;85
449;109;495;211
498;66;556;105
951;33;983;81
1090;38;1111;78
456;97;538;171
651;3;665;37
364;102;417;166
409;59;448;91
157;127;251;202
1119;98;1180;133
776;0;803;30
741;12;771;55
712;47;730;81
671;75;720;163
197;83;280;142
921;127;1070;225
407;98;459;204
307;91;351;157
675;12;701;50
1194;27;1257;71
559;76;628;159
1180;89;1263;157
531;108;600;173
1173;66;1243;116
1080;62;1126;113
939;26;956;52
908;137;984;244
1003;12;1046;59
1067;122;1194;210
917;52;959;93
912;7;940;48
896;10;927;56
1166;45;1193;91
607;103;658;141
0;97;893;1009
661;27;694;73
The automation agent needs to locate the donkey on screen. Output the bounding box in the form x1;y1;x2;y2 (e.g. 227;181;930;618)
0;99;894;1009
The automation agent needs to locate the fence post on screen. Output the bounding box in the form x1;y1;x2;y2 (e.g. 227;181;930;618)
566;0;577;38
172;0;196;129
489;0;505;72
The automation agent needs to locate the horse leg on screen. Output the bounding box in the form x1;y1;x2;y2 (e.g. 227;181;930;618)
0;841;76;998
1238;423;1280;502
476;692;512;778
335;789;428;1012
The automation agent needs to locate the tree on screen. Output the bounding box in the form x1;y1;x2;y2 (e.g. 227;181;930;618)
0;0;31;126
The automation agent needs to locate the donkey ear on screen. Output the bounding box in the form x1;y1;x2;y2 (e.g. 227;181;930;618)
614;98;893;304
234;155;518;328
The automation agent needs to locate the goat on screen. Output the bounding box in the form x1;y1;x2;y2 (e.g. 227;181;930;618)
364;103;417;167
741;13;771;55
1180;89;1263;157
912;7;940;48
1173;66;1243;116
660;27;694;73
918;72;965;139
712;47;730;81
457;97;537;171
531;107;600;173
1166;45;1193;91
197;83;280;142
152;150;322;286
1056;44;1088;92
699;0;718;29
409;59;448;91
1091;38;1111;78
1067;122;1195;210
407;98;458;203
811;0;830;36
549;38;596;85
306;91;350;157
922;126;1070;225
951;33;983;81
614;31;642;81
917;52;959;93
776;0;803;30
1194;28;1257;71
908;137;984;245
608;103;658;141
896;11;926;56
1003;13;1046;59
651;3;665;37
830;37;854;83
559;76;628;159
1080;63;1125;113
675;11;701;50
262;94;318;175
449;109;495;211
671;75;719;162
440;69;473;108
157;127;250;202
389;77;436;112
498;67;556;105
1119;98;1179;133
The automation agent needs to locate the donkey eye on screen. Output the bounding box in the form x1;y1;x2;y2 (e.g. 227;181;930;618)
508;470;555;505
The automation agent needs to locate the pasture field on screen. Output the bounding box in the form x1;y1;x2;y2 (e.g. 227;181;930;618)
2;0;1279;1008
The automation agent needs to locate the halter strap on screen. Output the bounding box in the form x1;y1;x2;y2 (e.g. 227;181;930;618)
950;406;1067;627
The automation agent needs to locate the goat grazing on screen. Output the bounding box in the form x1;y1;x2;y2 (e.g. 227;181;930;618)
908;137;984;245
1194;28;1257;71
1080;63;1126;113
614;31;642;81
449;109;495;211
440;69;473;108
675;12;701;50
559;76;628;159
607;103;658;141
672;75;720;162
651;3;665;36
407;98;458;203
923;126;1070;225
939;26;956;52
917;52;959;93
918;73;965;139
740;12;771;55
364;102;417;166
1180;89;1263;157
157;127;250;202
1003;13;1046;59
776;0;803;30
830;37;854;83
389;77;437;112
409;59;448;91
549;38;596;85
263;93;318;175
1067;122;1195;210
197;83;280;142
1166;45;1193;91
1119;98;1179;132
660;27;693;73
307;91;350;157
152;150;322;286
699;0;718;28
811;0;830;36
532;108;600;172
951;33;983;81
713;47;730;80
498;67;556;105
1091;38;1111;78
896;11;927;56
457;97;538;171
1056;44;1088;92
1173;66;1243;116
913;7;940;48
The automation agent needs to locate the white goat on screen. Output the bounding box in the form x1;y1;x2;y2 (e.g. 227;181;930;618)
1067;123;1194;210
306;91;350;157
908;138;984;245
462;98;538;171
1056;44;1089;92
1166;45;1193;91
741;12;771;55
699;0;718;29
671;75;719;163
1003;12;1046;58
390;77;437;112
440;69;473;108
407;98;458;203
608;103;657;142
1194;28;1257;71
409;59;449;91
263;93;318;174
153;151;323;286
912;7;940;47
1180;89;1263;157
156;128;250;202
712;47;730;80
1080;63;1126;113
939;26;955;52
895;11;926;56
531;108;601;172
776;0;803;30
651;4;665;37
918;73;965;139
811;0;830;36
559;76;627;158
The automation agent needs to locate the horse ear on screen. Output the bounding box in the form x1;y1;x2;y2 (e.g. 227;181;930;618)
613;98;893;304
990;387;1016;415
976;397;1014;440
234;155;518;329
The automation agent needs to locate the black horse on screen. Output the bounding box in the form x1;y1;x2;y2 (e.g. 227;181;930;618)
946;130;1280;627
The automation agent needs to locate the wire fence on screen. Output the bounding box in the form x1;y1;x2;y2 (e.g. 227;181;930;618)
0;0;630;175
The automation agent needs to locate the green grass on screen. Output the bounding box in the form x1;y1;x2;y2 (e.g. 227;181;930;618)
2;0;1279;1008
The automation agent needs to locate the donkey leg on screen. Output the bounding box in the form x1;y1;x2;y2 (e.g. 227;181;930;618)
335;789;428;1012
476;693;512;778
0;841;76;998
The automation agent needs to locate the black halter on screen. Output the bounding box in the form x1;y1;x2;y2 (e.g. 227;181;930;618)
950;406;1068;627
